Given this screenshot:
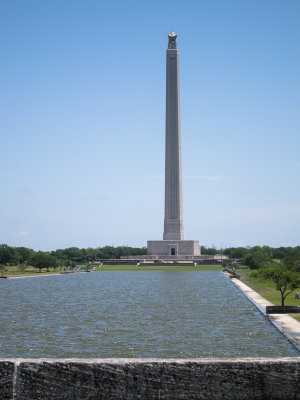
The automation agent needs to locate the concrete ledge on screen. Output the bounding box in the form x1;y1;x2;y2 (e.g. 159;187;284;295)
267;306;300;314
0;360;15;400
1;358;300;399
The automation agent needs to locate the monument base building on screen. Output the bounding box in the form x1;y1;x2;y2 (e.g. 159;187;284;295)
147;240;200;257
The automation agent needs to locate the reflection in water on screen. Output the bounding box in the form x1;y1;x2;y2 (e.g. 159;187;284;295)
0;271;298;358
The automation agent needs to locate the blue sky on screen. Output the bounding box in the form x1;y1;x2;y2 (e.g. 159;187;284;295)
1;0;299;251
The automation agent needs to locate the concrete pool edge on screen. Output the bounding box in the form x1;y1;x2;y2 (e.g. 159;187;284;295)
0;358;300;400
224;272;300;352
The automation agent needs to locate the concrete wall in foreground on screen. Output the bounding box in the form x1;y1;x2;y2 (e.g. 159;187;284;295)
1;358;300;400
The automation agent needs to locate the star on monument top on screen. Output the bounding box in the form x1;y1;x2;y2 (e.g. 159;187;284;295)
168;30;178;48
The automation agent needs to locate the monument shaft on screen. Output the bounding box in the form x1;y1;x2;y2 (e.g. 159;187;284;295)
146;32;200;258
163;31;184;240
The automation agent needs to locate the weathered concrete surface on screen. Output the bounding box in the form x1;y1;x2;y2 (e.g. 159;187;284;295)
0;360;14;400
1;358;300;399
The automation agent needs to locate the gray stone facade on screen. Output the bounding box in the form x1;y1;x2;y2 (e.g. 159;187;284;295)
1;358;299;399
163;31;184;241
147;240;200;256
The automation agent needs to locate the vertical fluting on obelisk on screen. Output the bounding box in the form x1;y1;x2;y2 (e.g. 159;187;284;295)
163;31;184;240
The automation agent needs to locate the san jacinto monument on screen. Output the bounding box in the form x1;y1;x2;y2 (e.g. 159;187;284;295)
147;31;201;258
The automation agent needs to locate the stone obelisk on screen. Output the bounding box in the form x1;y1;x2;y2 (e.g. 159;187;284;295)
163;31;184;240
147;32;200;257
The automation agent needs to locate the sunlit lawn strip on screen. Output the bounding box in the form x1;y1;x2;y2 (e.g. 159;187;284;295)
97;265;223;271
1;265;59;277
238;269;300;322
1;264;224;276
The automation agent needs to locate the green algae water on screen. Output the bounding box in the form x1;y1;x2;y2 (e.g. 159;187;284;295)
0;271;298;358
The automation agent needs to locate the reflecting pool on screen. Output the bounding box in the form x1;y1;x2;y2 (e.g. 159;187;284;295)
0;271;298;358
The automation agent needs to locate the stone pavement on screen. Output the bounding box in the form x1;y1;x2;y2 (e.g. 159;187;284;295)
228;275;300;352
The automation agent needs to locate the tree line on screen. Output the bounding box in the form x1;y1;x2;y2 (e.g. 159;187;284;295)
218;246;300;307
1;244;299;304
0;244;147;272
229;246;300;271
1;243;299;271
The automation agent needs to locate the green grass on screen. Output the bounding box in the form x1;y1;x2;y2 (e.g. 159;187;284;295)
237;268;300;322
1;264;223;276
1;265;60;277
96;264;223;271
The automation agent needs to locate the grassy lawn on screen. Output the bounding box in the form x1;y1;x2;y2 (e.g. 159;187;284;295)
96;264;223;271
237;268;300;322
1;264;224;276
0;265;60;277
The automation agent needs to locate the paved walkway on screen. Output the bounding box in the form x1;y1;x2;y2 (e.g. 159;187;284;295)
225;274;300;352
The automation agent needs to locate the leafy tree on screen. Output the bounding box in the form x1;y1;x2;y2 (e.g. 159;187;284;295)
223;247;248;259
242;247;271;269
283;247;300;272
251;264;300;306
272;247;293;259
230;261;238;273
85;247;98;261
0;264;5;277
29;252;58;272
15;247;33;264
200;246;217;255
261;246;273;258
0;244;18;265
294;261;300;273
99;246;117;259
19;263;27;274
51;247;86;262
50;245;146;261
